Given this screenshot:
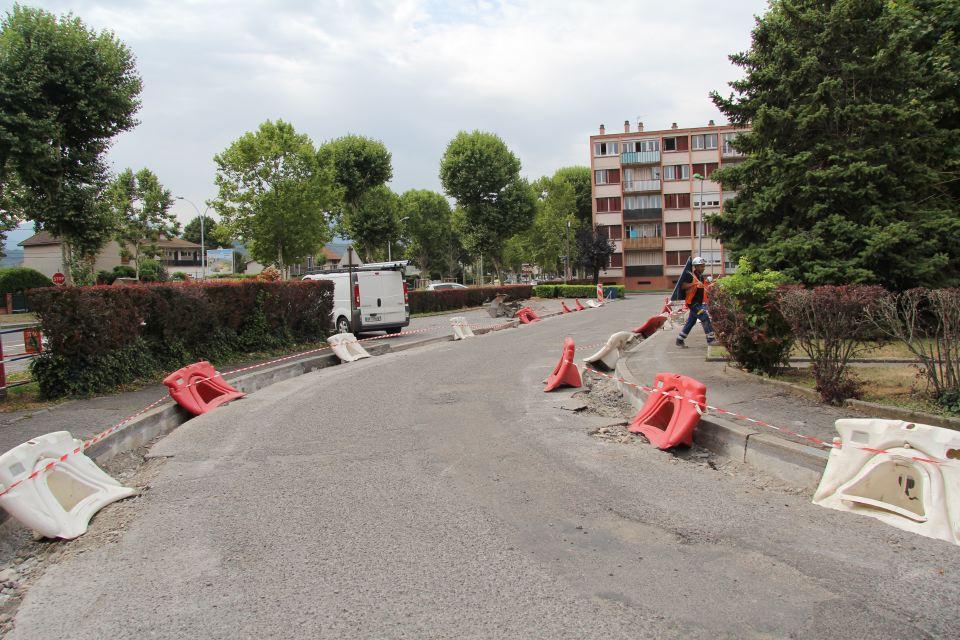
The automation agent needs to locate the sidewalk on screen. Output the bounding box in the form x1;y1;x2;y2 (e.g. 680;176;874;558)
623;323;859;449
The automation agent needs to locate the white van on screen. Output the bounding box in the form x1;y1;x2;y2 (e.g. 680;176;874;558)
303;261;411;334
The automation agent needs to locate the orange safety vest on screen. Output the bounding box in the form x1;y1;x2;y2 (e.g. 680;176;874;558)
684;273;709;306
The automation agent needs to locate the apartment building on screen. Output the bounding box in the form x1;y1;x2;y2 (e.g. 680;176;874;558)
589;120;746;290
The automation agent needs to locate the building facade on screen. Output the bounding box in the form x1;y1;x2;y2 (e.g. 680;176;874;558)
589;120;746;290
20;232;204;278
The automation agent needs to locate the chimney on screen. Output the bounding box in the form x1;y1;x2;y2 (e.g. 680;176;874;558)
624;120;630;133
671;122;678;129
708;119;715;126
637;121;644;132
599;123;605;135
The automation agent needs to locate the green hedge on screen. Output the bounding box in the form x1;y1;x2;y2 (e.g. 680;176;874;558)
27;280;333;398
409;285;533;314
533;284;625;298
0;267;53;295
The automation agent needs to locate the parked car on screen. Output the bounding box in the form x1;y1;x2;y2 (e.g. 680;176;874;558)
303;262;411;334
425;282;468;291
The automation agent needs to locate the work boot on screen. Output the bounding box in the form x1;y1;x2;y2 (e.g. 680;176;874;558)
675;338;686;347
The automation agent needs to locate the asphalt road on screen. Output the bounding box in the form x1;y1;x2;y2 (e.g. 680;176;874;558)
10;296;960;638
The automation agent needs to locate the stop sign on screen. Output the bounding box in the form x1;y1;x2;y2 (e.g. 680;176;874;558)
52;272;66;286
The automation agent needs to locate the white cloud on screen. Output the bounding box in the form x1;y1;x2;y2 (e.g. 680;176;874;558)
4;0;766;222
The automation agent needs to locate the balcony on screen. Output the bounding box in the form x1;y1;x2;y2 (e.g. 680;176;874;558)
622;179;661;193
623;207;662;221
625;265;664;277
621;150;660;165
622;236;662;250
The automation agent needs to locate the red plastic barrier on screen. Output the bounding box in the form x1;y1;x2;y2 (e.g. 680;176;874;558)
632;314;667;338
574;299;586;311
628;372;706;449
544;337;582;392
561;301;573;314
517;307;541;324
163;361;245;416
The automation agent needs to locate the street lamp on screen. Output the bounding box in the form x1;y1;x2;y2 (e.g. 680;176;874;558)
564;219;571;284
176;196;210;279
388;216;410;262
692;173;706;270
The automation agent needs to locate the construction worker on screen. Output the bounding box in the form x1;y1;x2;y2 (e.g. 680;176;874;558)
676;256;716;347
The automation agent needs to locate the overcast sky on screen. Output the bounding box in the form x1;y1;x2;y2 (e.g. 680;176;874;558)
7;0;768;224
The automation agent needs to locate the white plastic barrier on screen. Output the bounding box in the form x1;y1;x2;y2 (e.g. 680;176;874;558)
328;333;371;363
583;331;637;371
813;418;960;546
586;299;603;309
0;431;135;539
450;317;475;340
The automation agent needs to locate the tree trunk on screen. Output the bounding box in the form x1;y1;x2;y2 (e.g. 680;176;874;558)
61;242;72;285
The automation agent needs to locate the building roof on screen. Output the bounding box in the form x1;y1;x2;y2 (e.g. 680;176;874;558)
321;246;341;261
20;232;201;249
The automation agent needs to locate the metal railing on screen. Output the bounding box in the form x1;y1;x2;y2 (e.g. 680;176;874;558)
622;236;663;250
622;179;661;193
620;150;660;165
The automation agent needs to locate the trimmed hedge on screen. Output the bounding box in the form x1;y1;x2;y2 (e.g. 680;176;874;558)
409;285;533;314
27;280;333;398
0;267;53;294
533;284;625;299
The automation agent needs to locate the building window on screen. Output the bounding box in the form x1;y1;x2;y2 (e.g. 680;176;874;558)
593;141;620;157
700;250;722;265
609;253;623;268
595;197;622;212
692;192;721;208
663;164;690;181
691;133;718;150
691;163;718;179
664;193;691;209
603;225;623;240
722;132;743;155
624;194;662;210
666;250;692;266
665;222;692;238
662;136;689;152
623;138;659;153
625;223;660;238
594;168;621;185
625;250;663;266
696;221;717;237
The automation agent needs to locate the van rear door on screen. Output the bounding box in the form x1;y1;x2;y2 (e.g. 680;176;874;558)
357;270;408;330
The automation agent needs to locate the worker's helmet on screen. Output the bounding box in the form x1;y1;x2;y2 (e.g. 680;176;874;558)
692;256;706;266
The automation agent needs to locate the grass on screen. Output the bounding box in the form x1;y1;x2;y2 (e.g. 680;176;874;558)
710;340;923;362
0;312;37;325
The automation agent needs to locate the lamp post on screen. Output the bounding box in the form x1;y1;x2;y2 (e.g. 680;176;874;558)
564;219;571;284
176;196;210;279
692;173;705;269
388;216;409;262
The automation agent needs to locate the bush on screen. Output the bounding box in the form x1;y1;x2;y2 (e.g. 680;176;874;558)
532;284;624;298
171;271;189;281
27;280;334;398
710;258;793;375
137;258;168;282
0;267;53;294
868;288;960;414
408;285;533;314
113;265;136;279
258;266;281;281
776;284;885;404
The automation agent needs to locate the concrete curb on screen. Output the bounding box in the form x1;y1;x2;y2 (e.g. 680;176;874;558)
0;326;514;537
611;330;828;489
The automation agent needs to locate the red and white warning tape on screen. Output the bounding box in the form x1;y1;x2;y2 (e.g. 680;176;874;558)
579;362;955;467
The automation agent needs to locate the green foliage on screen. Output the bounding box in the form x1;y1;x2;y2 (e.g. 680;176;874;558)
106;167;178;279
506;175;580;277
0;5;142;266
532;284;623;299
576;226;614;284
400;189;452;278
182;216;225;247
439;131;535;272
27;280;334;398
323;135;393;210
710;0;960;290
212;119;337;274
710;258;794;375
0;267;53;294
113;265;136;278
551;166;593;223
137;258;168;282
408;285;532;314
171;271;189;281
343;185;400;261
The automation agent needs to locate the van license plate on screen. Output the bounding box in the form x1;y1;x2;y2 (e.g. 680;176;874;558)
365;314;381;322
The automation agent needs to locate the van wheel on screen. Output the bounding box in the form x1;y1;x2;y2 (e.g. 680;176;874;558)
336;316;351;334
385;327;402;335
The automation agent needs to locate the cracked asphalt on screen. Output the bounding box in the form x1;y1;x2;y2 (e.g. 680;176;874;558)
7;295;960;639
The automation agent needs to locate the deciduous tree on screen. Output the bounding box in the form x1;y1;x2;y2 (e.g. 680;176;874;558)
400;190;451;279
577;225;614;285
343;185;400;261
106;168;178;280
211;120;336;278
